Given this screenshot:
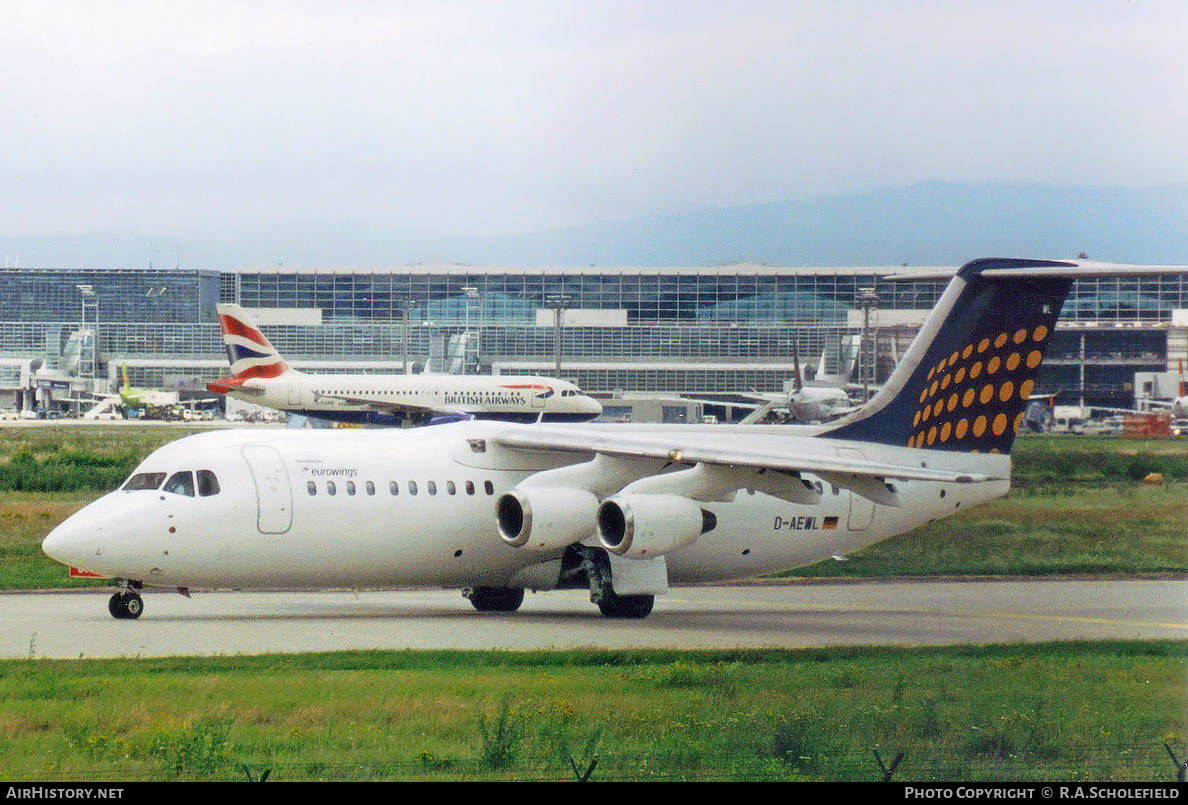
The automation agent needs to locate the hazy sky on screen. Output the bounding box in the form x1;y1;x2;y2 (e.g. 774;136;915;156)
2;1;1185;240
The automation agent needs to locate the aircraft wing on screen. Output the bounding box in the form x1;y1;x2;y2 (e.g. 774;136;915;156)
492;425;999;484
316;391;441;415
681;392;779;407
737;400;779;425
314;391;463;417
813;403;863;419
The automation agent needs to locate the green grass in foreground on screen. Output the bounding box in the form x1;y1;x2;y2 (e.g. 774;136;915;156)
0;643;1183;782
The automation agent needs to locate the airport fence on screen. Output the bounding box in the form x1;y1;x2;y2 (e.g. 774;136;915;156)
19;750;1183;784
256;751;1176;783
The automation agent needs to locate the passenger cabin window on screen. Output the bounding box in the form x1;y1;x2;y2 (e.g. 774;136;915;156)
327;480;337;496
389;481;399;496
124;472;166;491
366;481;375;496
197;470;220;497
163;471;195;497
307;481;317;496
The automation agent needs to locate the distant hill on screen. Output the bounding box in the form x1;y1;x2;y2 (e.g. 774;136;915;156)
3;182;1186;270
464;181;1188;268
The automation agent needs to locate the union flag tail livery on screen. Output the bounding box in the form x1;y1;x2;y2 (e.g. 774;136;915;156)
209;304;290;394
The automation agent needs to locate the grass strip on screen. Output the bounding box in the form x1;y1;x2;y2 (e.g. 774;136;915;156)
0;641;1184;782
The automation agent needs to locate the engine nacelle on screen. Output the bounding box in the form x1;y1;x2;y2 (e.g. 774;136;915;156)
597;493;716;559
496;487;599;551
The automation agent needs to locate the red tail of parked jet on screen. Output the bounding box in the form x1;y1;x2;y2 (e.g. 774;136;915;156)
208;305;290;395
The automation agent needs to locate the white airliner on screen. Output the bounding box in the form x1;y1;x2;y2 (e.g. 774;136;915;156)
44;259;1187;620
208;303;602;426
735;351;861;424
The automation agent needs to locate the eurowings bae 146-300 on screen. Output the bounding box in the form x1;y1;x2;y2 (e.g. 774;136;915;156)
208;303;602;425
44;259;1187;619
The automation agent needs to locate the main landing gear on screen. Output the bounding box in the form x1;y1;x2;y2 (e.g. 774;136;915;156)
464;585;525;612
108;581;143;620
463;582;654;618
579;545;655;619
463;546;657;619
596;588;655;619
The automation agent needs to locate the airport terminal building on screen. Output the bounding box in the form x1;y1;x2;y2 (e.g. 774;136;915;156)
1;263;1185;418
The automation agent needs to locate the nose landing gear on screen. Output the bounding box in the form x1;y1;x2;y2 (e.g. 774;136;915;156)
108;581;144;620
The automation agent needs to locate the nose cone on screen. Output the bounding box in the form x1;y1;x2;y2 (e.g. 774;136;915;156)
42;511;98;569
580;395;602;419
41;493;142;574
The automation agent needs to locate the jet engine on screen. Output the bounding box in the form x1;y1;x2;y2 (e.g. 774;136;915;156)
497;487;599;551
596;493;716;560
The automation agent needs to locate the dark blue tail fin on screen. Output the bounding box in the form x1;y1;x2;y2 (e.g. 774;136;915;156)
821;258;1074;454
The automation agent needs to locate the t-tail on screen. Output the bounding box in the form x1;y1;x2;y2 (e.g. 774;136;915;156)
822;257;1167;454
208;304;291;395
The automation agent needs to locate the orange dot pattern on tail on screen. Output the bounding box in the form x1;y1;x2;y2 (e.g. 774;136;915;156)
907;324;1050;453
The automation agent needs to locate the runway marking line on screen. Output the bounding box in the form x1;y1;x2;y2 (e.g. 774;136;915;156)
973;610;1188;631
662;596;1188;631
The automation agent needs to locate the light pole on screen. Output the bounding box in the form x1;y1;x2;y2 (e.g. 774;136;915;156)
545;293;571;378
76;284;98;382
461;286;481;374
401;299;421;375
857;286;879;403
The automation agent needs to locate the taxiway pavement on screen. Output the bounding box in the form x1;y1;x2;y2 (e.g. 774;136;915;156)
3;578;1185;659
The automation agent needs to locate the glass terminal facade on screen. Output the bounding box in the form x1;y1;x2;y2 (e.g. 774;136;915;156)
0;265;1183;411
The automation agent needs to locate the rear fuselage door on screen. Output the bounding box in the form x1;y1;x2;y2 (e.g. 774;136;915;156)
241;445;293;534
836;447;876;531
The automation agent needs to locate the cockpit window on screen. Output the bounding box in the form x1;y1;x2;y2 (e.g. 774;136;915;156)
162;471;195;497
197;470;220;497
123;472;166;491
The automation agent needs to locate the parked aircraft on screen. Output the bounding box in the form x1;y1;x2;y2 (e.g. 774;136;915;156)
43;259;1187;620
84;367;205;419
708;351;860;424
734;351;862;424
118;366;180;411
208;304;601;425
688;348;862;424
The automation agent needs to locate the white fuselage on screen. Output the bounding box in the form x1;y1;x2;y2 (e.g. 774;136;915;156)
787;387;854;422
43;422;1010;592
226;371;602;425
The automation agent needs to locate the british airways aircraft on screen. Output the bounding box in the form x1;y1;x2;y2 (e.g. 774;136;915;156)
43;259;1186;620
208;304;602;425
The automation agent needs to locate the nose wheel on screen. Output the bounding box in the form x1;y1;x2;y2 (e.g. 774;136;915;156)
108;589;144;620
